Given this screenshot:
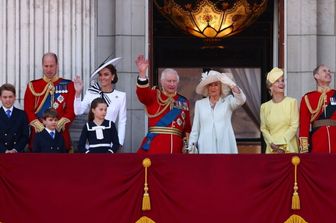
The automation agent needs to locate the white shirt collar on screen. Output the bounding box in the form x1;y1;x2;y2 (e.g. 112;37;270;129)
2;106;13;113
45;128;55;134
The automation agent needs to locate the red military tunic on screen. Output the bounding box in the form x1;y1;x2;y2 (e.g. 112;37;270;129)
136;80;191;154
24;75;76;151
299;88;336;153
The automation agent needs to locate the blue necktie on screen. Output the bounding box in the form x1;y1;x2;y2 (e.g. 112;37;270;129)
6;110;11;118
50;131;55;139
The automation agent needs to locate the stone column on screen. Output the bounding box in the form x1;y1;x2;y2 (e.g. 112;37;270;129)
317;0;336;88
287;0;318;100
116;0;147;152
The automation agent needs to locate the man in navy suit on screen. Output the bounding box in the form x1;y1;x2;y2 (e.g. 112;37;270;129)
0;83;29;153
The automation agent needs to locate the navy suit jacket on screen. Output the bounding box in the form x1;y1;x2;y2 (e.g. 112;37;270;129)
32;129;66;153
0;107;29;152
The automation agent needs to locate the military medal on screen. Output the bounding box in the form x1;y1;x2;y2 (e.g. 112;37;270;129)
177;118;182;126
183;102;189;110
331;97;336;105
181;111;186;120
53;102;59;109
57;95;64;103
173;100;177;108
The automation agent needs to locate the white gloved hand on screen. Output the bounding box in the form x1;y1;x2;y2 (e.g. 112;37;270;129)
217;73;236;88
186;143;198;154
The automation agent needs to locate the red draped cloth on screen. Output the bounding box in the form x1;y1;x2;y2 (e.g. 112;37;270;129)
0;154;335;222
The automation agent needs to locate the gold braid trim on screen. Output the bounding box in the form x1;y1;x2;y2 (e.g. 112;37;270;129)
56;117;71;132
145;89;174;118
29;81;49;97
29;81;55;113
30;119;45;132
142;158;151;211
304;90;327;122
291;156;300;210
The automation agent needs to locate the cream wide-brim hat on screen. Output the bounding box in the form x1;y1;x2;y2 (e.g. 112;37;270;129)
195;70;234;97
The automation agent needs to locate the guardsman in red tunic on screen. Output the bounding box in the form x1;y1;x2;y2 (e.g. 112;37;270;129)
24;52;75;152
299;64;336;153
135;55;191;154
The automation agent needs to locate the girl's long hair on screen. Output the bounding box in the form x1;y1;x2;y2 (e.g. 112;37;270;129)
88;97;107;122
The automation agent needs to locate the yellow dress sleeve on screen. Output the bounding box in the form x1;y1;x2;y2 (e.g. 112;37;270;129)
260;103;273;147
281;99;299;152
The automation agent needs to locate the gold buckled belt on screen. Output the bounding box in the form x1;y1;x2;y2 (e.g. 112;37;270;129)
313;119;336;128
149;127;182;137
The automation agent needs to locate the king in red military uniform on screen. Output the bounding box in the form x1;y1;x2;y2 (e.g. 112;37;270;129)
135;55;191;154
299;64;336;153
24;52;75;152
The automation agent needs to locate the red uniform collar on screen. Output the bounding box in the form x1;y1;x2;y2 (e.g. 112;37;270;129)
43;75;59;83
317;86;331;93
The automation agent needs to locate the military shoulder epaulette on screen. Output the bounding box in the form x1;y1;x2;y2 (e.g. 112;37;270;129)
177;94;187;100
59;79;72;84
304;90;317;96
30;78;43;84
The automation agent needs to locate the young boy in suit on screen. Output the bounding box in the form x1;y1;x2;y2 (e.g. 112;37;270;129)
32;108;66;153
0;83;29;153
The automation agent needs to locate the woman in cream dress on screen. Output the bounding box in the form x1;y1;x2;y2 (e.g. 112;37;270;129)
260;67;299;153
188;70;246;154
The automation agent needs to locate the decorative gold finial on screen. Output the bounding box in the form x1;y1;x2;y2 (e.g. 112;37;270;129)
291;156;301;210
143;158;152;168
136;216;156;223
291;156;300;165
136;158;156;223
142;158;151;211
284;214;308;223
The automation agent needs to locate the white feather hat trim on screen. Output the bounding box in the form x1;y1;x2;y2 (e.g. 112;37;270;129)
195;70;234;97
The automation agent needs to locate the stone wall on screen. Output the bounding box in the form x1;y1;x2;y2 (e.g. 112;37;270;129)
95;0;147;152
287;0;336;102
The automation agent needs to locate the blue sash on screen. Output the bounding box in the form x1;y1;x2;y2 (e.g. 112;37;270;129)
141;95;186;151
36;79;71;118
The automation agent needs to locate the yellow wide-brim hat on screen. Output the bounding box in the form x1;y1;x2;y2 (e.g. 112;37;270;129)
266;67;284;84
195;70;234;97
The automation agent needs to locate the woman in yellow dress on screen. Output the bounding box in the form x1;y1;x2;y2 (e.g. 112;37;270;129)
260;67;299;153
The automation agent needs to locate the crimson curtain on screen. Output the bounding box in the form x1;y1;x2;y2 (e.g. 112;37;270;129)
0;154;335;223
